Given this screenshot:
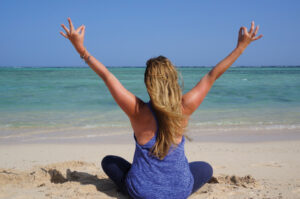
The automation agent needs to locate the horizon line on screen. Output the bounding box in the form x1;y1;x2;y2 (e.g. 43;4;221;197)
1;65;300;68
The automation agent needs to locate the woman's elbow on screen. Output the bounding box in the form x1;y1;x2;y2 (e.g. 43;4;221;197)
207;71;217;82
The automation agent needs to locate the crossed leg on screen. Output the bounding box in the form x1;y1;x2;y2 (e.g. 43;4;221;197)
189;161;213;194
101;155;131;195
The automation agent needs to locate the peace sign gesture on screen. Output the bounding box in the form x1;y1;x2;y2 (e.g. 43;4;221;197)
237;21;263;49
60;18;86;56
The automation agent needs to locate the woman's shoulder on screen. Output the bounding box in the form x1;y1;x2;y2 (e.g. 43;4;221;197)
130;100;157;146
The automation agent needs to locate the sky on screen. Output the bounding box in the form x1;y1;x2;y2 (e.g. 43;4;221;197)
0;0;299;67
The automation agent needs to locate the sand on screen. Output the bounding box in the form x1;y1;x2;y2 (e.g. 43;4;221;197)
0;141;300;199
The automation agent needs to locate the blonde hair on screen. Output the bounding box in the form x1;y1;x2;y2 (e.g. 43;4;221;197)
144;55;187;160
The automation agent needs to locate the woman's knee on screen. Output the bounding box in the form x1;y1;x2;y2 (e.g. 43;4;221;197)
101;155;115;169
204;161;213;180
190;161;213;181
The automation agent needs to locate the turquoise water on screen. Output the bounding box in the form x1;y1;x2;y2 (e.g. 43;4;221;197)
0;66;300;142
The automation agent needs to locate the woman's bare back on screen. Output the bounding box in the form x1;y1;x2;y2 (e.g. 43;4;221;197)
131;100;189;146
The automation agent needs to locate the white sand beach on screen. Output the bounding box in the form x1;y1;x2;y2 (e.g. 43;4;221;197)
1;137;300;199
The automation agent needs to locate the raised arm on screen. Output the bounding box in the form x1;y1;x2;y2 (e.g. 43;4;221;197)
60;18;143;118
182;21;263;116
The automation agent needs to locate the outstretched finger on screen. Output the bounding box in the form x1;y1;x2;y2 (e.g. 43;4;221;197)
242;26;248;35
253;34;263;41
81;25;85;37
239;27;243;38
76;25;84;33
253;25;259;37
61;24;69;34
60;31;68;39
249;21;254;34
68;17;74;33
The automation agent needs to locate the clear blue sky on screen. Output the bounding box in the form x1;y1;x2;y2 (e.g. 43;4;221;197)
0;0;299;67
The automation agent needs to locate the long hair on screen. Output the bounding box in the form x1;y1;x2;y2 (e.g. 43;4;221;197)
144;55;187;160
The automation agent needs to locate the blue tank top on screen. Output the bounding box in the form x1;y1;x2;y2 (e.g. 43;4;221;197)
125;101;194;199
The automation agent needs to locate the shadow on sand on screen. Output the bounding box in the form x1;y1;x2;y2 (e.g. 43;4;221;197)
47;168;130;199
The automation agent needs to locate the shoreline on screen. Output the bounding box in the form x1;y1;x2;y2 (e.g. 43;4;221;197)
1;126;299;145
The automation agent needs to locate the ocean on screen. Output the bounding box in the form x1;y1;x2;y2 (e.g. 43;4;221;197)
1;66;300;143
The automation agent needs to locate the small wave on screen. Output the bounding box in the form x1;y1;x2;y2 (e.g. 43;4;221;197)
189;121;300;131
82;125;99;129
86;134;98;138
256;124;300;130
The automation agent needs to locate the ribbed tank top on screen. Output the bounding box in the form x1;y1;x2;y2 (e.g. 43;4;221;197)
125;101;194;199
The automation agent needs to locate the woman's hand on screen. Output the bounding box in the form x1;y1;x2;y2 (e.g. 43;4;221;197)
60;18;86;56
237;21;263;50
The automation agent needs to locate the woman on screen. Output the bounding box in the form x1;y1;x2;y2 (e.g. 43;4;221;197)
60;18;263;198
